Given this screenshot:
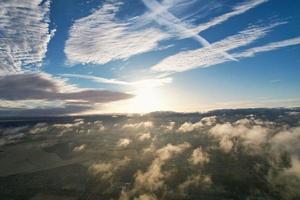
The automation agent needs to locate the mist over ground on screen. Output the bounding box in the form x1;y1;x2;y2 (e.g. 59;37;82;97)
0;108;300;200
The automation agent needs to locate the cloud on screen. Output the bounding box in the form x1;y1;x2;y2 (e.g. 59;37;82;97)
117;138;132;147
134;194;157;200
193;0;268;33
65;0;267;66
161;121;176;131
151;23;285;72
89;157;131;180
233;37;300;59
0;73;133;116
0;73;133;102
271;126;300;154
134;143;191;192
73;144;87;152
141;0;235;61
138;132;152;141
61;74;173;88
189;147;209;165
0;0;53;74
209;118;272;152
178;174;211;194
178;116;217;132
123;121;154;129
65;1;169;65
285;157;300;178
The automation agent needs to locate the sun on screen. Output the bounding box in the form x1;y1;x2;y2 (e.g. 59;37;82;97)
129;86;164;113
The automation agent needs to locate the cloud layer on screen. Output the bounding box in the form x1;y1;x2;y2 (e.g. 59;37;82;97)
1;109;299;199
0;73;133;116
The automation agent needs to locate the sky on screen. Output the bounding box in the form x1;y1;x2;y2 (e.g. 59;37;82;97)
0;0;300;115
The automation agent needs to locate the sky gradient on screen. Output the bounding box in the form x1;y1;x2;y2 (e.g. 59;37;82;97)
0;0;300;115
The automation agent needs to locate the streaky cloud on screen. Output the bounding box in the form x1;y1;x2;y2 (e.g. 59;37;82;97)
194;0;268;33
141;0;236;61
234;37;300;58
0;0;54;74
151;23;283;72
65;1;169;65
61;74;172;88
0;73;133;115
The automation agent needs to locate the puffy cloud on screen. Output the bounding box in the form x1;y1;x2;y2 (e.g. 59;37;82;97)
178;116;217;133
65;1;169;65
118;138;132;147
284;157;300;178
29;123;48;134
0;0;53;74
134;143;191;191
123;121;153;129
178;121;203;133
138;132;152;141
161;121;176;131
89;157;131;180
271;126;300;154
178;174;211;193
189;147;209;165
73;144;87;152
134;194;157;200
210;118;271;152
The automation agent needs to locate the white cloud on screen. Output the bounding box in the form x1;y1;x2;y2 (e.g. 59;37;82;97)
141;0;235;61
123;121;153;129
284;157;300;178
210;118;271;152
134;194;157;200
193;0;268;33
161;121;176;131
178;116;217;133
234;37;300;59
0;0;53;74
89;157;131;180
151;23;286;72
61;73;172;88
134;143;190;192
271;126;300;154
118;138;132;147
65;1;169;65
178;174;211;193
178;121;203;133
138;132;152;141
189;147;209;165
73;144;87;152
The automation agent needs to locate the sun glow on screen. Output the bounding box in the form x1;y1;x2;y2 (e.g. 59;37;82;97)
129;86;165;113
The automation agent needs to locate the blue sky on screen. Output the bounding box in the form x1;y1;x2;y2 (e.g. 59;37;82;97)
0;0;300;115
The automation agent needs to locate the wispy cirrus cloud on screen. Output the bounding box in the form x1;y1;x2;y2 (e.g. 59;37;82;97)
233;37;300;59
65;0;273;67
61;74;172;88
141;0;236;61
0;0;54;74
152;35;300;73
193;0;268;33
152;23;285;72
65;1;169;65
